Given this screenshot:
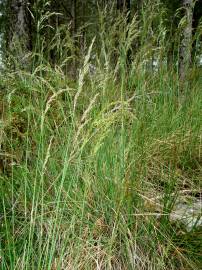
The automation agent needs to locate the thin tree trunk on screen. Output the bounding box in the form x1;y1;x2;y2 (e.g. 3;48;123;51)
179;0;194;81
71;0;77;76
71;0;77;37
8;0;31;68
80;0;85;54
117;0;130;14
10;1;29;47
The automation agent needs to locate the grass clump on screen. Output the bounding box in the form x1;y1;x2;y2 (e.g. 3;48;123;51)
0;6;202;270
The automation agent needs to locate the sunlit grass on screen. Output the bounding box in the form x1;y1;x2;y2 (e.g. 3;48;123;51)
0;3;202;269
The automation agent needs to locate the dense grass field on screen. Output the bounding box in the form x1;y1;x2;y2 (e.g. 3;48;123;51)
0;9;202;269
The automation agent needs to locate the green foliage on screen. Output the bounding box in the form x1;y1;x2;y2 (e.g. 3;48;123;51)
0;2;202;269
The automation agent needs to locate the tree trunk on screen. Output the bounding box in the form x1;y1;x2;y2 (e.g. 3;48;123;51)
117;0;130;13
80;0;85;54
8;0;31;68
71;0;77;76
10;1;30;47
71;0;77;37
179;0;194;81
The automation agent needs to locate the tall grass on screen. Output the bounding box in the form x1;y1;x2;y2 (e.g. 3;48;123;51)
0;2;202;269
